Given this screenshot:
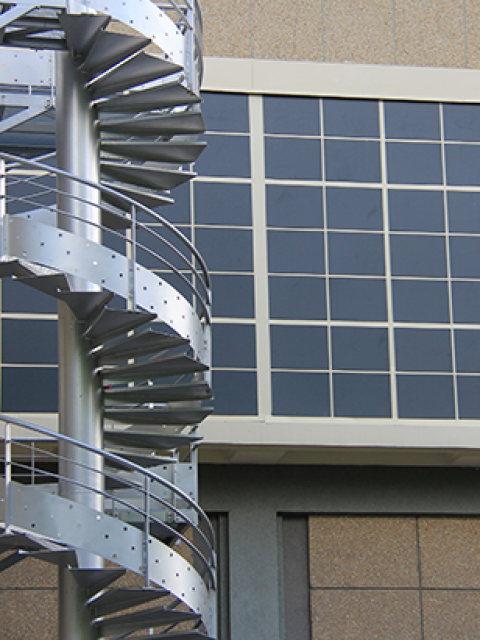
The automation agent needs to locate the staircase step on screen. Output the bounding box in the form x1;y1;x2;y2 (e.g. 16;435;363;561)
94;605;200;637
94;329;189;364
86;309;157;345
106;450;174;468
101;205;131;231
99;111;205;137
0;259;38;279
60;14;111;57
89;52;182;98
18;273;71;297
0;550;28;573
89;587;168;617
100;140;206;164
81;31;150;78
56;291;114;324
103;406;212;426
69;567;126;598
100;354;208;382
97;81;201;113
101;161;195;192
102;181;174;210
103;381;212;403
130;632;213;640
26;548;78;567
104;430;202;451
0;532;53;552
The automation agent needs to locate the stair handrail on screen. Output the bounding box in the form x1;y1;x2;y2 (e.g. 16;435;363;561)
0;414;215;570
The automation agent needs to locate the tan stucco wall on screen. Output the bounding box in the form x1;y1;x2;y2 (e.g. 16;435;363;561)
202;0;480;69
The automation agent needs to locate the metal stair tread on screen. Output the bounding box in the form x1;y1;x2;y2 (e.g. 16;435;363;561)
89;52;182;98
80;31;151;78
101;205;132;231
103;430;202;451
103;406;212;426
85;309;157;345
69;567;126;597
93;328;189;364
89;586;169;617
101;161;196;192
24;547;78;567
105;450;175;468
93;604;200;636
100;140;206;164
99;111;205;137
97;81;201;113
99;353;208;381
103;380;212;403
56;290;114;324
102;180;174;210
0;258;42;279
59;14;111;57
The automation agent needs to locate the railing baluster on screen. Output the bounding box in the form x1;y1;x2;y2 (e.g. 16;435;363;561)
144;475;151;587
5;422;12;533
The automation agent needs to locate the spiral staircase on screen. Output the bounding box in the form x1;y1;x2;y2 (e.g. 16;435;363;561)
0;1;216;638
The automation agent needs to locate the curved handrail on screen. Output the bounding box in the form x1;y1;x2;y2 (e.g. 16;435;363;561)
0;415;215;575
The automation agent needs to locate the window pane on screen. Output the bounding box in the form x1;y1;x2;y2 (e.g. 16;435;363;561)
397;375;454;418
448;192;480;233
326;187;383;230
450;236;480;278
195;183;252;226
457;376;480;419
272;372;330;416
266;185;323;228
212;370;257;415
455;330;480;373
384;102;440;140
2;278;56;313
452;281;480;324
265;137;321;180
389;190;444;233
333;373;391;417
323;98;379;138
264;96;320;135
332;327;389;371
212;324;256;368
2;319;57;364
211;274;255;318
325;140;381;183
390;235;447;278
196;134;250;178
387;142;442;185
270;325;328;370
196;228;253;272
268;230;325;274
269;276;326;320
395;329;452;372
329;278;387;321
392;280;450;323
2;367;58;412
445;145;480;186
328;232;385;276
444;103;480;142
202;92;249;133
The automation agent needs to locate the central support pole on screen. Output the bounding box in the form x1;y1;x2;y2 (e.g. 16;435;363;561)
55;51;103;640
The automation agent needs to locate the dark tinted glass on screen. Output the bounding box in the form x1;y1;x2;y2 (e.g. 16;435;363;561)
266;185;323;228
454;330;480;373
445;145;480;186
212;323;256;368
136;226;191;271
326;187;383;230
196;134;250;178
331;327;389;371
141;181;190;224
457;376;480;419
211;274;255;318
323;98;379;138
450;236;480;278
390;235;447;278
272;372;330;416
387;142;442;185
392;280;450;323
395;328;452;372
2;366;58;412
389;190;444;233
268;230;324;274
265;137;321;180
202;92;249;133
333;373;391;417
452;281;480;324
269;276;327;320
264;95;320;135
2;319;57;364
328;232;385;276
444;103;480;142
324;140;381;183
329;278;387;321
195;182;252;226
2;278;56;313
448;192;480;233
384;102;440;140
196;228;253;272
397;374;455;418
270;325;328;370
212;370;257;415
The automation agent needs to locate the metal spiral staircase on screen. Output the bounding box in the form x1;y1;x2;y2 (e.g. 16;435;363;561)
0;1;215;638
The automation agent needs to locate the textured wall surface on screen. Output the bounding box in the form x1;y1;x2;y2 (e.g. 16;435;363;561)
309;516;480;639
202;0;480;69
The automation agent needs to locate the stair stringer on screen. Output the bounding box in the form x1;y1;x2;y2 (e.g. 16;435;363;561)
0;481;212;621
3;215;208;360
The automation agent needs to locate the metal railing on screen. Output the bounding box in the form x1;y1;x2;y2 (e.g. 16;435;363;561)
0;414;215;586
0;151;211;322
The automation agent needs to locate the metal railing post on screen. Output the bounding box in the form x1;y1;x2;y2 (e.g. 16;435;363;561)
4;422;12;532
127;204;137;310
144;475;151;587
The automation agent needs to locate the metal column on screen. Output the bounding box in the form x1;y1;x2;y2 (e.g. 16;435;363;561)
55;50;102;640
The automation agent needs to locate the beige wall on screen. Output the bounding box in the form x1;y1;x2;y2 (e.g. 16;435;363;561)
309;516;480;639
202;0;480;69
